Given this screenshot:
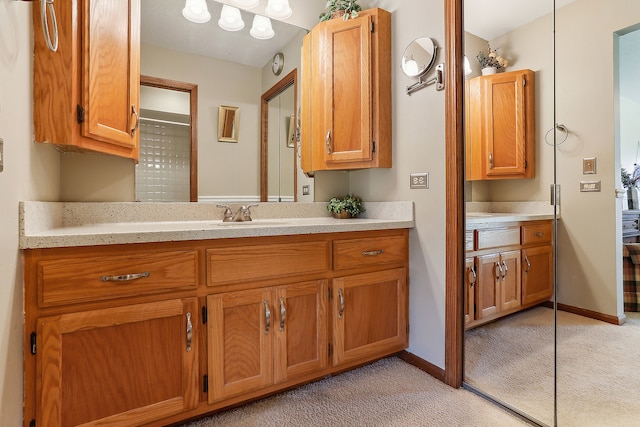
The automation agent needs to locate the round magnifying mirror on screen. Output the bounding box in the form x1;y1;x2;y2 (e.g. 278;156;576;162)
401;37;437;79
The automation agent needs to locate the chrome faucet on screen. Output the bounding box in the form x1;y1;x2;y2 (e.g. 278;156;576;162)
217;204;257;222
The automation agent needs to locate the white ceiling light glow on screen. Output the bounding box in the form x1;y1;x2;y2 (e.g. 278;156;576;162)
219;5;245;31
232;0;260;9
250;15;274;40
265;0;292;20
182;0;211;23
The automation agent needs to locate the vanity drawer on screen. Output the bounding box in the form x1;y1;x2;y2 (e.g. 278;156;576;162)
333;234;408;271
522;223;553;245
475;227;520;250
37;249;198;307
207;241;330;286
465;230;474;252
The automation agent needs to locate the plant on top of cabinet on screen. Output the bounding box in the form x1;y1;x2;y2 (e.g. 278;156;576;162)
319;0;362;21
33;0;140;160
301;8;391;173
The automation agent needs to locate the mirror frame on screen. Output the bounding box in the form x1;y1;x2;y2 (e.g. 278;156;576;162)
260;69;298;202
218;105;240;142
140;75;199;202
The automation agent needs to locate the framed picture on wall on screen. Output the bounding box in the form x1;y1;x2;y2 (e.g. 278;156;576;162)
218;105;239;142
286;114;295;148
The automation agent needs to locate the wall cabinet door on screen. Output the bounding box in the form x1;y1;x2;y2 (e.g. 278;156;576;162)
332;268;408;366
466;69;535;180
35;298;199;427
498;250;522;311
522;245;554;305
300;8;391;173
33;0;140;159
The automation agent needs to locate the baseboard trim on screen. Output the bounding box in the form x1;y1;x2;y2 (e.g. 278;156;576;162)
397;350;446;383
543;301;626;325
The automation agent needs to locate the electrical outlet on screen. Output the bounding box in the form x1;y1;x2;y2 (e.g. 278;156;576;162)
410;172;429;189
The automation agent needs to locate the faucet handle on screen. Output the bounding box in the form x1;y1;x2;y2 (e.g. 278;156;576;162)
216;204;233;221
240;204;257;221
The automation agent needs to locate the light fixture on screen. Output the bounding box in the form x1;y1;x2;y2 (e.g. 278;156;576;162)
232;0;260;9
265;0;292;20
182;0;211;23
219;5;245;31
250;15;275;40
464;56;473;76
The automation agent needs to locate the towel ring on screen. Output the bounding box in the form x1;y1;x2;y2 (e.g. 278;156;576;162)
544;123;568;146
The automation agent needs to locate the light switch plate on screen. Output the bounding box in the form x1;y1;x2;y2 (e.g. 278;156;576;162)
583;157;596;174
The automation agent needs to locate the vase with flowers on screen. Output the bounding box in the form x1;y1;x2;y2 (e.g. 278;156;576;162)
319;0;362;21
477;43;508;75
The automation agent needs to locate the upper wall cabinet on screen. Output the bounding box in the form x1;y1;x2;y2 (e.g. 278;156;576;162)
301;8;391;174
465;69;535;181
33;0;141;160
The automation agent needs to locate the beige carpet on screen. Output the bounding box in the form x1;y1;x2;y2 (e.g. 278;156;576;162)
181;357;530;427
465;307;640;427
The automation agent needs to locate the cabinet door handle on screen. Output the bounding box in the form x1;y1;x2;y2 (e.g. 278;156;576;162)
100;272;150;282
524;256;531;272
264;300;271;335
279;297;286;332
495;262;503;280
185;312;193;352
131;104;140;137
468;265;477;286
489;152;494;169
502;261;508;279
338;288;345;319
362;249;384;256
325;130;332;155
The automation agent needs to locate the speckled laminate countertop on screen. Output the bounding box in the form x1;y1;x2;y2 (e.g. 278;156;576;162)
19;201;415;249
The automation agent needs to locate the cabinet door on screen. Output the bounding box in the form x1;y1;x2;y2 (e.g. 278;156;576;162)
36;299;199;427
320;14;373;165
208;289;274;403
522;245;554;305
465;258;477;325
274;280;328;383
82;0;140;150
332;268;408;366
476;253;500;319
483;70;534;178
499;250;522;311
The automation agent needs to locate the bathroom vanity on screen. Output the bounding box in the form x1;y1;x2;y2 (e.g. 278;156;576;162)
20;202;413;426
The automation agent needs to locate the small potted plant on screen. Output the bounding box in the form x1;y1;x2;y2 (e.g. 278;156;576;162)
319;0;362;21
477;43;508;75
327;194;365;218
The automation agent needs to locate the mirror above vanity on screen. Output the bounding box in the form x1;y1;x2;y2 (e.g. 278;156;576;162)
139;0;309;202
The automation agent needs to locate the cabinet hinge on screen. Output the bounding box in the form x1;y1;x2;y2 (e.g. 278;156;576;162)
76;105;85;124
328;343;332;357
30;420;36;427
523;77;527;87
201;306;208;324
406;324;410;334
372;141;376;153
203;375;208;393
370;22;374;33
524;160;528;169
30;332;37;355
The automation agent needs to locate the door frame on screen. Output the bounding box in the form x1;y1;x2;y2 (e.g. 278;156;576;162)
140;75;199;202
444;0;465;388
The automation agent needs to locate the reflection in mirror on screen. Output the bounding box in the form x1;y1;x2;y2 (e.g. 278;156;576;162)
401;36;437;79
141;0;309;202
218;106;239;142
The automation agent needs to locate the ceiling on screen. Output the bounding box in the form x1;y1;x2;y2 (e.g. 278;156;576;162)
141;0;315;68
464;0;576;41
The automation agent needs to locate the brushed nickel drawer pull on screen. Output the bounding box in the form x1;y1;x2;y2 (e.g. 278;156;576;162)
100;272;150;282
338;288;345;319
185;312;193;352
362;249;385;256
264;301;271;335
534;231;545;237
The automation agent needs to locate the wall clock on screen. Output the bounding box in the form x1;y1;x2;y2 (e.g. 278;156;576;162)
272;52;284;76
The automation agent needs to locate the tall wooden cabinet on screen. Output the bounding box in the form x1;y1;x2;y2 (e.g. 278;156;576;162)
466;69;535;180
33;0;141;160
301;8;391;173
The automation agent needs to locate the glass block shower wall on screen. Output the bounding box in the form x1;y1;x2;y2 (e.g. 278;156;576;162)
135;115;191;202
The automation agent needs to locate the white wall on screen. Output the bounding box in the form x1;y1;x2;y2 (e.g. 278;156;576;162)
0;1;61;425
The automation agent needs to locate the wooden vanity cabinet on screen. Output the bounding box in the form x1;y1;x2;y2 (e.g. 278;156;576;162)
24;229;409;426
301;8;391;173
466;69;535;181
466;220;552;329
33;0;141;160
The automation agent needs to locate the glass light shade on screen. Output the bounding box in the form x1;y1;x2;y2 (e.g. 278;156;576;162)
404;59;419;76
182;0;211;23
250;15;274;40
219;5;245;31
265;0;292;19
464;56;473;76
232;0;259;9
